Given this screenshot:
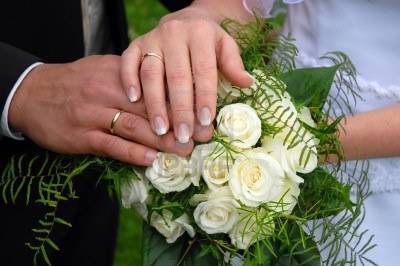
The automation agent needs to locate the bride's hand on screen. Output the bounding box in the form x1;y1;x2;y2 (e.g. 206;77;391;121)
120;2;254;144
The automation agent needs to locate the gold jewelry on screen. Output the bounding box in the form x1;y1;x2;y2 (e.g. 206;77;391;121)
142;52;163;63
110;110;123;135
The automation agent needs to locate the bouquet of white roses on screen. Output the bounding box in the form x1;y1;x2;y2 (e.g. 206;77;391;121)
122;69;319;247
117;19;375;265
0;18;375;266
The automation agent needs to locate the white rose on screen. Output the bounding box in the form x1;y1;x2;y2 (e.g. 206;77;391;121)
218;73;251;103
120;169;150;220
229;211;274;249
250;70;298;128
146;153;198;193
273;122;319;174
261;136;304;184
228;148;285;207
217;103;262;149
298;106;317;127
192;187;240;234
190;142;233;190
150;210;195;243
121;170;149;208
270;178;301;214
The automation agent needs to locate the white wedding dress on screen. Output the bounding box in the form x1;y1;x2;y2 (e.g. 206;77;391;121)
278;0;400;265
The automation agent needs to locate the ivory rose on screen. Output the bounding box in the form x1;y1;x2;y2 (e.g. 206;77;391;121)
217;103;262;149
192;187;240;234
190;142;233;190
228;148;285;207
229;211;275;249
146;153;199;193
150;210;195;243
270;178;301;214
121;169;150;220
217;73;251;102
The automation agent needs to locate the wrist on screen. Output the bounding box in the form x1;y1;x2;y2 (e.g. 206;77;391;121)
190;0;254;23
8;63;47;133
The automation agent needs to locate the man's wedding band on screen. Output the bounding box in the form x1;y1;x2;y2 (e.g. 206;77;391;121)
142;52;163;63
110;110;123;135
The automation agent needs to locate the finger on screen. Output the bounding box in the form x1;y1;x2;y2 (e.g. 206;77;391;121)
190;31;218;127
140;48;170;136
89;131;158;166
164;38;194;144
111;111;194;156
121;42;142;102
217;33;253;87
193;122;214;143
98;108;194;156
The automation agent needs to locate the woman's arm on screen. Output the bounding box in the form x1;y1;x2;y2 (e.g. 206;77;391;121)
339;104;400;160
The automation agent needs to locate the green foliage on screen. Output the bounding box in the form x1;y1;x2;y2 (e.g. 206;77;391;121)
297;168;353;219
281;65;339;110
0;154;97;265
142;224;218;266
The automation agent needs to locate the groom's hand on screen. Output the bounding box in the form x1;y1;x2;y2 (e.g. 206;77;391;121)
8;55;194;166
120;0;254;144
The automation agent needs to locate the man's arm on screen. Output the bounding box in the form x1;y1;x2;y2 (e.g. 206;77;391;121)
0;42;41;139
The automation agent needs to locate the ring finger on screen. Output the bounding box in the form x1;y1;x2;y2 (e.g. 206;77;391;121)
140;47;170;137
101;108;194;156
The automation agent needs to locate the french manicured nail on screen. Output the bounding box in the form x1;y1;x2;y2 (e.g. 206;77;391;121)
177;123;190;144
127;86;139;102
154;115;167;135
245;71;255;86
145;150;158;164
199;107;212;126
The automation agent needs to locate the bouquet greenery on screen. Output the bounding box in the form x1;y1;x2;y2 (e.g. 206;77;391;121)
0;17;375;266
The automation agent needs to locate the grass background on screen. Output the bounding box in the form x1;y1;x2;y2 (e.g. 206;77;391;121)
113;1;168;266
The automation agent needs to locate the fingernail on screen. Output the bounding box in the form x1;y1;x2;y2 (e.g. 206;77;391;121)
199;107;212;126
175;141;189;149
245;71;255;86
145;150;158;164
127;86;139;102
154;115;167;135
177;123;190;144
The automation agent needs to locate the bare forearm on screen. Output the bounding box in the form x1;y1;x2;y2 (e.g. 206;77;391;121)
339;104;400;160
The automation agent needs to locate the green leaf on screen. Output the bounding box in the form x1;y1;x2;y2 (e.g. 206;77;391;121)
281;65;339;109
290;229;321;266
142;224;217;266
142;224;184;266
296;167;353;219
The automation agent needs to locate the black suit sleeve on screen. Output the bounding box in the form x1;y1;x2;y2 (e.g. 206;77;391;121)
0;42;39;118
159;0;193;11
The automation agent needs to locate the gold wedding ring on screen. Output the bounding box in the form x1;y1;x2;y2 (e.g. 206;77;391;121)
110;110;123;135
142;52;163;63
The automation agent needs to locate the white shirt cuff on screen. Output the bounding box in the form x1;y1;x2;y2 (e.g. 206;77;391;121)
0;62;43;140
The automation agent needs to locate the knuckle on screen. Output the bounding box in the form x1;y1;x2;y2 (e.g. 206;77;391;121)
140;64;161;81
196;87;216;98
171;102;192;115
146;99;165;113
193;60;216;76
98;136;117;156
127;147;140;163
161;19;183;34
192;18;213;32
123;115;140;132
81;77;102;99
168;69;189;84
